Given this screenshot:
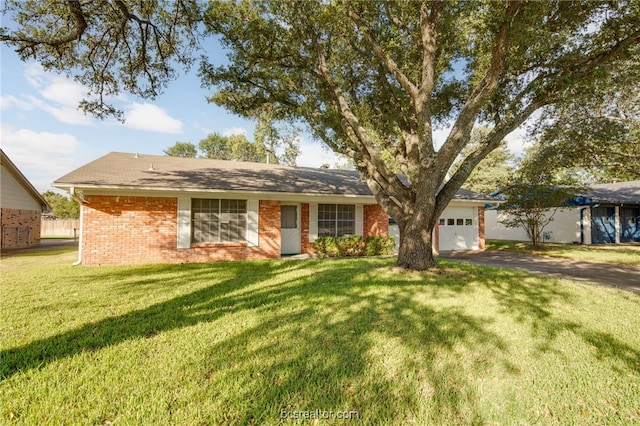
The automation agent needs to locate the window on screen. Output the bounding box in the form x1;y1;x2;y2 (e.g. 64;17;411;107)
191;199;247;243
456;218;464;226
439;218;445;226
465;218;473;226
318;204;355;237
281;205;297;229
447;218;455;226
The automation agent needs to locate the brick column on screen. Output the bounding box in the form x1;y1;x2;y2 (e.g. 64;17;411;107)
363;204;389;236
300;203;312;254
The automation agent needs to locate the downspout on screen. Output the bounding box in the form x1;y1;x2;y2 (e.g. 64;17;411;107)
69;187;84;266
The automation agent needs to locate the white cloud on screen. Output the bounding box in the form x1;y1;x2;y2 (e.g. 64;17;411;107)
0;124;81;191
25;95;94;125
23;62;48;89
504;127;529;156
1;124;77;155
40;78;88;107
123;102;183;133
5;62;95;125
0;94;34;111
296;138;340;168
504;111;542;157
222;126;248;137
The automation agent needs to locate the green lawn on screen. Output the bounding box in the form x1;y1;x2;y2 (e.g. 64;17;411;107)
487;239;640;265
1;249;639;425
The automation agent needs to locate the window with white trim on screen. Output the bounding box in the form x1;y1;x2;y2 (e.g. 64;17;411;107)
318;204;355;237
191;199;247;243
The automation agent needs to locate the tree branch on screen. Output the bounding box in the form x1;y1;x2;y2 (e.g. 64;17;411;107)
436;1;521;177
436;98;543;217
346;6;419;100
1;0;87;54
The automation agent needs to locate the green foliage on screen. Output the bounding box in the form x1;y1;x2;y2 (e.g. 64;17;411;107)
451;127;514;195
199;132;264;162
41;191;79;219
0;0;201;119
253;109;300;166
498;147;581;247
4;0;639;269
163;141;197;158
312;235;395;258
528;56;640;182
164;118;300;165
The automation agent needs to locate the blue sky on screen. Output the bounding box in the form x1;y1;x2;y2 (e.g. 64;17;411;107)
0;42;342;194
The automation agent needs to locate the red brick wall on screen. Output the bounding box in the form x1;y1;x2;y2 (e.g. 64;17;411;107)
300;203;313;254
79;196;395;265
81;196;281;266
478;206;485;249
1;208;42;248
254;200;281;259
363;204;388;236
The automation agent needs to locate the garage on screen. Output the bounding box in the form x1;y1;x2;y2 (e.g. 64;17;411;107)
438;206;480;251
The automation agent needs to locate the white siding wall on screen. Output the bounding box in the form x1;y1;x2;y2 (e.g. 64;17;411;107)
485;207;583;243
1;166;41;211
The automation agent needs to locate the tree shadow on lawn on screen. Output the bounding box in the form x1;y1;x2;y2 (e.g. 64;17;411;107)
191;278;509;424
2;258;637;423
472;263;640;374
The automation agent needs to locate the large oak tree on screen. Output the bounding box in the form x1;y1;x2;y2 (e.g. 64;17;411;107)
3;0;639;270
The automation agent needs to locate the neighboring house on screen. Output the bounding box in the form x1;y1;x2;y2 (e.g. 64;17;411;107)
1;149;50;249
486;180;640;244
53;152;495;266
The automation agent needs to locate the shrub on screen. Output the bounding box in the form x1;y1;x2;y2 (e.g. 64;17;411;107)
313;235;395;258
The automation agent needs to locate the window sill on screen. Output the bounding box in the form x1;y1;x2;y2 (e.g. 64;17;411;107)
190;242;248;248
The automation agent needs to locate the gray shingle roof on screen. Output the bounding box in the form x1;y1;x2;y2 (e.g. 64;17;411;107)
582;181;640;204
53;152;497;202
54;152;372;195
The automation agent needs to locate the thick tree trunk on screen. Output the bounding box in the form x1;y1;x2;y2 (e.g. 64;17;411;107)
396;215;437;270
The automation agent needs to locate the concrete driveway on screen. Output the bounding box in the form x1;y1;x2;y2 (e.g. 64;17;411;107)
439;250;640;294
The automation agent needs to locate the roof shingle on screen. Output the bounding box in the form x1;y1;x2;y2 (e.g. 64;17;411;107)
54;152;498;202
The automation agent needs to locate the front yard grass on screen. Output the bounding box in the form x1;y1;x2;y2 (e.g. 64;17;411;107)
1;250;639;425
487;239;640;265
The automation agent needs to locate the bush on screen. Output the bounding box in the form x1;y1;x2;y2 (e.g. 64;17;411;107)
312;235;395;258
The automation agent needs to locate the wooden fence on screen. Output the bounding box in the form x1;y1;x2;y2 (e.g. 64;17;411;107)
41;219;80;238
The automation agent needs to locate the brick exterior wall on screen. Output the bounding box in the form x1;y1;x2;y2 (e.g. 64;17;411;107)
80;196;282;266
79;196;394;265
478;206;486;249
1;208;42;248
300;203;313;254
363;204;389;236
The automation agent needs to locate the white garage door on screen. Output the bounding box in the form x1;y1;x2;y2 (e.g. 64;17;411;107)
438;207;479;251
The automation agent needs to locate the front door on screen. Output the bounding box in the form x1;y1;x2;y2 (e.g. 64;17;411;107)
281;204;300;254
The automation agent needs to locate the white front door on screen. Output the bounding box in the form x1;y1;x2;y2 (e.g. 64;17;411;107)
281;204;301;254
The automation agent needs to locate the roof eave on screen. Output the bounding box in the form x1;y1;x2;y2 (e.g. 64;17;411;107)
52;182;378;203
2;149;51;212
